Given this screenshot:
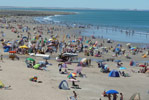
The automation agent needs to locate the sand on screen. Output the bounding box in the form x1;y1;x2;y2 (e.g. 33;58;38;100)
0;15;149;100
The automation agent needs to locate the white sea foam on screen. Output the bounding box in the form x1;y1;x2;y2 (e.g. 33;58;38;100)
43;16;53;21
54;15;62;17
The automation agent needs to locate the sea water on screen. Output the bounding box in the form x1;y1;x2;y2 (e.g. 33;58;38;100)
1;7;149;43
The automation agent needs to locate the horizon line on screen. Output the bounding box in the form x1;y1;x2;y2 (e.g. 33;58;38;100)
0;6;149;11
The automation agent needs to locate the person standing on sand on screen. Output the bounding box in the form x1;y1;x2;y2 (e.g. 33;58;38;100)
0;54;3;62
108;94;111;100
120;93;123;100
73;91;77;99
113;93;117;100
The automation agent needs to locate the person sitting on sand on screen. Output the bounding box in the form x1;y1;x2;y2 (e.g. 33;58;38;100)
72;77;78;87
70;76;80;89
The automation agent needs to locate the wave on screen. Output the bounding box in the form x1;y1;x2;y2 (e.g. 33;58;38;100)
43;16;53;21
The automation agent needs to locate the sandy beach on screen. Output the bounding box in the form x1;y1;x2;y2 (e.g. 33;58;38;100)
0;11;149;100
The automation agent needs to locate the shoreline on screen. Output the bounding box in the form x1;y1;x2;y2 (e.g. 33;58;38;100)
32;14;149;44
0;10;75;17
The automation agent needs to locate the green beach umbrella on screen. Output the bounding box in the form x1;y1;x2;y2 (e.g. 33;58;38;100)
33;64;40;69
26;58;35;62
44;40;47;43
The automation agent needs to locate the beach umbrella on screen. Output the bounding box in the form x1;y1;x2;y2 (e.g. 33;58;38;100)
26;58;35;62
114;60;121;62
33;64;40;69
117;44;121;47
115;48;120;52
131;47;136;50
19;45;28;49
3;46;11;49
9;51;16;53
106;90;119;94
67;73;77;78
49;38;54;41
72;40;75;42
22;36;28;39
0;81;4;88
129;93;141;100
81;58;87;63
126;43;131;46
139;65;146;67
119;67;126;70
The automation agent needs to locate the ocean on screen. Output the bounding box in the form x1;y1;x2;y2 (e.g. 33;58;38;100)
1;7;149;43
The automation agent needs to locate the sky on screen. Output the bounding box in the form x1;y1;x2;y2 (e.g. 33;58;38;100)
0;0;148;10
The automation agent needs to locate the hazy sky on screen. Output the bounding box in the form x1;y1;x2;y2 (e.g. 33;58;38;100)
0;0;148;10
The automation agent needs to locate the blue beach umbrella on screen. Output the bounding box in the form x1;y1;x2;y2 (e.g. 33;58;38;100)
3;46;11;49
117;44;121;47
106;90;119;94
114;60;121;62
115;48;120;52
72;40;75;42
119;67;126;70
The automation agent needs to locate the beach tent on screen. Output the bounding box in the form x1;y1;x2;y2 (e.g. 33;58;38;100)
109;70;120;77
129;93;141;100
59;80;69;90
26;58;35;62
4;48;10;52
0;81;4;88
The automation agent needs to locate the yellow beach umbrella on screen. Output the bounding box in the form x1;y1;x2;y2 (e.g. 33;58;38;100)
49;38;54;41
0;81;4;88
81;58;87;63
19;45;29;49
